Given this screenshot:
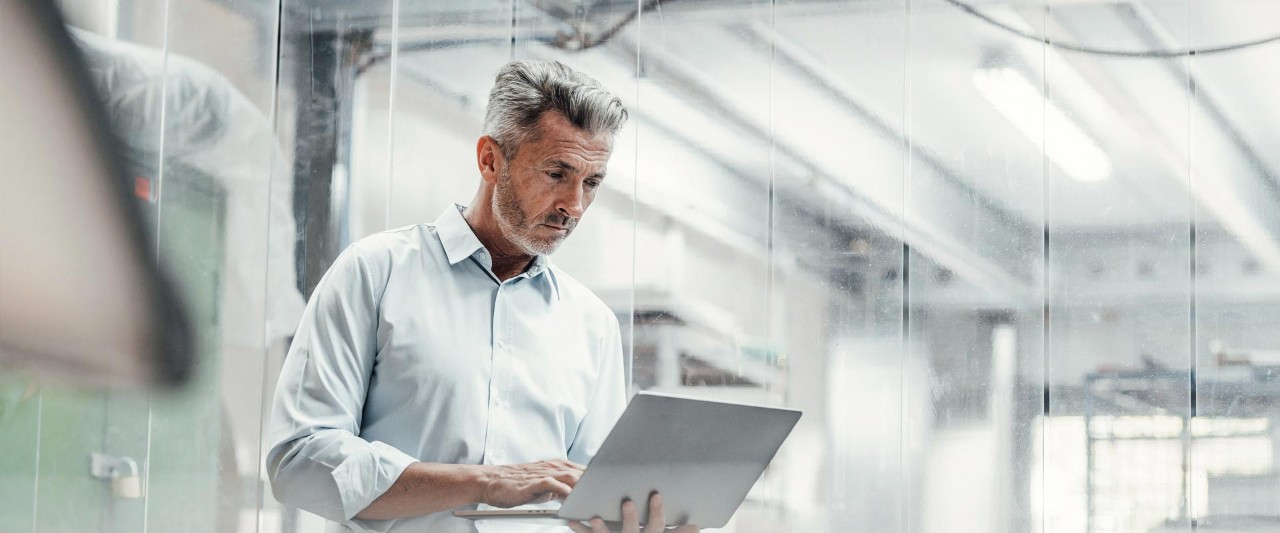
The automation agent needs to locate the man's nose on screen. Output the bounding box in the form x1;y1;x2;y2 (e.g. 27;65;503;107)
556;184;586;219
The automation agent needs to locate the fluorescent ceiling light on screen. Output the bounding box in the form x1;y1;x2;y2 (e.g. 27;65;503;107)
973;67;1113;183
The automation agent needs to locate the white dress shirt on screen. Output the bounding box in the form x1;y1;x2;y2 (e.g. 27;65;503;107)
267;204;626;533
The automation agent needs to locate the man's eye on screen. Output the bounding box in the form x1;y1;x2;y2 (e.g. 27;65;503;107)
586;180;601;189
547;172;564;180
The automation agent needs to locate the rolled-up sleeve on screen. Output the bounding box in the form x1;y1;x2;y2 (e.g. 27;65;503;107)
266;244;417;532
567;313;627;465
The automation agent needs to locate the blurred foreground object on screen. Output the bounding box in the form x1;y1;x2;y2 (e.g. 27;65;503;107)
0;0;191;387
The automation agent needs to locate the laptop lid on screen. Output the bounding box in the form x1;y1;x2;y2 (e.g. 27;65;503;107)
555;390;801;529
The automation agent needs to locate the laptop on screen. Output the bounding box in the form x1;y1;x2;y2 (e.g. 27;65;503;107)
453;390;802;529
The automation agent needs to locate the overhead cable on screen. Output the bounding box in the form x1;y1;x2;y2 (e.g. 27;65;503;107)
943;0;1280;58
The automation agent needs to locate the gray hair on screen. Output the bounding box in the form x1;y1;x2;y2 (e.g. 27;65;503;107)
482;59;628;159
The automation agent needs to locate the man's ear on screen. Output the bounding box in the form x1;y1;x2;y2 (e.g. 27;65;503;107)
477;135;502;185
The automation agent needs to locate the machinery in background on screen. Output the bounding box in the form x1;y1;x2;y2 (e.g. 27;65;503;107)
1050;344;1280;533
603;287;789;405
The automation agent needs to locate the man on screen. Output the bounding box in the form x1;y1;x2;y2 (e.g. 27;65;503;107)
267;60;698;533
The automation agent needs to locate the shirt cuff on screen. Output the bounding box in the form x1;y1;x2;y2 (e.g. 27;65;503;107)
330;440;417;529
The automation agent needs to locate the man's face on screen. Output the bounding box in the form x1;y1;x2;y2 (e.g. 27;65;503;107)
492;111;612;256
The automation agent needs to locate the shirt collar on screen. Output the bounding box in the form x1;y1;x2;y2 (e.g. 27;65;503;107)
531;255;562;302
435;204;486;266
434;204;562;301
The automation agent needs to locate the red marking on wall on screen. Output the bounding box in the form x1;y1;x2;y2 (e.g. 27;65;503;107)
135;177;153;202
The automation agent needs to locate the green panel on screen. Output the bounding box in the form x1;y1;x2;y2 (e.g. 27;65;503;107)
100;389;152;532
33;387;109;533
0;376;40;532
143;167;226;533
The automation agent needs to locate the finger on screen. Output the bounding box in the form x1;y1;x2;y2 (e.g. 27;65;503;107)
621;499;640;533
590;517;610;533
522;479;573;504
568;521;593;533
529;477;573;504
644;493;665;533
551;458;586;470
554;468;583;487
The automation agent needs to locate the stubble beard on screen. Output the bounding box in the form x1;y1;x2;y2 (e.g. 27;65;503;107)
492;168;573;257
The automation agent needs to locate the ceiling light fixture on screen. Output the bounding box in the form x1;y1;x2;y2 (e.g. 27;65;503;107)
973;67;1114;183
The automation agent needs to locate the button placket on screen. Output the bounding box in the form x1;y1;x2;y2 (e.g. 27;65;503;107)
497;295;514;464
486;284;505;465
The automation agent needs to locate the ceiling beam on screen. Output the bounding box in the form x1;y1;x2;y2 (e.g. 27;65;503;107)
1014;6;1280;274
743;22;1041;298
604;27;1038;304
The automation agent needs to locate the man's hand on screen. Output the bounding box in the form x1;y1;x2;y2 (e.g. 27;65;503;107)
568;493;699;533
478;459;585;508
